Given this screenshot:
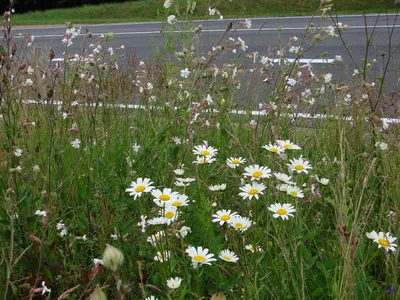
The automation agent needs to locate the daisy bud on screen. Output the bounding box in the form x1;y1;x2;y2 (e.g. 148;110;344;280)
89;285;107;300
102;244;124;272
211;290;227;300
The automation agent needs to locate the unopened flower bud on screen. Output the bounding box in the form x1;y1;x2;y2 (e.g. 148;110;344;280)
32;165;40;173
211;290;227;300
89;285;107;300
102;244;124;272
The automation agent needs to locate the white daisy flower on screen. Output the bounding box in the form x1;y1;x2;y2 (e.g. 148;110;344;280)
145;296;158;300
168;194;190;207
276;140;301;150
276;183;290;192
219;250;239;263
262;143;284;154
226;157;246;168
147;217;168;225
366;231;397;252
152;188;180;206
147;231;165;246
212;210;238;225
243;164;272;181
167;277;182;289
239;182;266;200
317;177;329;185
160;206;179;225
287;156;312;174
268;203;296;220
286;185;304;198
228;216;252;232
245;244;263;253
173;168;185;175
126;178;154;199
185;246;216;268
193;156;216;164
193;143;218;157
208;184;227;191
273;172;294;184
154;251;171;262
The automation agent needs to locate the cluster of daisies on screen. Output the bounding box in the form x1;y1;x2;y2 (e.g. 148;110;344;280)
125;137;397;290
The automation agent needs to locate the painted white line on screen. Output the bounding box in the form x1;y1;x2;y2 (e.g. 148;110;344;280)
13;13;399;29
15;24;400;39
22;99;400;124
49;57;334;64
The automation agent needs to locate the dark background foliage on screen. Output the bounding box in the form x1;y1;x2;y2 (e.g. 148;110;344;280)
12;0;136;13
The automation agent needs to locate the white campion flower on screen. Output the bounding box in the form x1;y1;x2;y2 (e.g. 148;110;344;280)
25;78;33;86
180;68;190;78
375;142;388;151
324;73;332;83
164;0;173;9
35;210;47;217
41;281;51;295
14;148;23;157
27;66;34;74
167;15;177;24
71;138;81;149
208;7;216;15
237;37;248;51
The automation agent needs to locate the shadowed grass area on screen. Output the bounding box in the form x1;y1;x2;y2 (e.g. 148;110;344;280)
11;0;399;26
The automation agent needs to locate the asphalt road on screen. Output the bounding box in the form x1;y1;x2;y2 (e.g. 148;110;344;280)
12;14;400;104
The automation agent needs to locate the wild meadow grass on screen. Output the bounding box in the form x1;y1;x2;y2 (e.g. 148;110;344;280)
1;0;400;299
11;0;399;26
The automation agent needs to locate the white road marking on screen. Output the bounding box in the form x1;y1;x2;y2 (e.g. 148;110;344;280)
22;99;400;123
14;24;400;39
50;57;334;64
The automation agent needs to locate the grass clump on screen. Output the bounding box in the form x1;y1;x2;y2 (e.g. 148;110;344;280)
1;0;400;299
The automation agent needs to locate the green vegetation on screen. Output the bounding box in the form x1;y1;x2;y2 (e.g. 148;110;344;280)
11;0;399;26
1;1;400;299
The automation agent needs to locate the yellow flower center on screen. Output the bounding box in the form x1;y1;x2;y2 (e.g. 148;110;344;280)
294;165;305;171
201;150;210;156
276;208;287;215
235;222;243;229
290;191;298;197
159;194;170;201
193;255;206;262
269;147;278;152
283;143;291;149
221;215;230;221
223;255;231;261
248;189;258;195
165;212;175;219
135;185;146;193
378;238;389;248
172;201;182;206
232;159;240;164
252;171;263;178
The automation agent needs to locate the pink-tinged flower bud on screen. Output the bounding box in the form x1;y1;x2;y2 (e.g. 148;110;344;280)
102;244;124;272
29;234;41;244
89;285;107;300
